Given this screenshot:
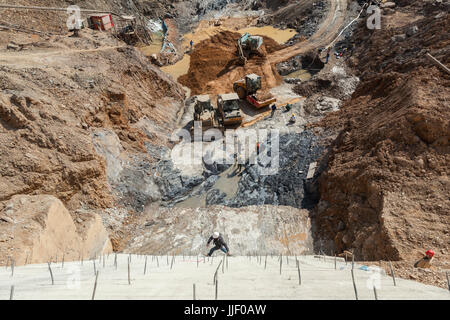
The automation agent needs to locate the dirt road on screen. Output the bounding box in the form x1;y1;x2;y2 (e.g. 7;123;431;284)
268;0;349;64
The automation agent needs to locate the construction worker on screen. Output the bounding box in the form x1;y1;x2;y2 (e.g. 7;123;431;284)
325;47;331;64
206;232;230;256
414;250;435;268
271;104;277;118
289;113;296;123
190;39;194;51
256;141;260;155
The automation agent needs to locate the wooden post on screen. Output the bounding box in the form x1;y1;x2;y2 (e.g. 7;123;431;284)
48;262;54;285
93;260;96;275
351;269;358;300
156;256;159;267
114;253;117;270
389;261;397;286
264;255;267;270
334;254;337;270
170;255;174;270
9;285;14;300
92;271;99;300
193;283;196;300
144;256;147;275
373;286;378;300
297;263;302;285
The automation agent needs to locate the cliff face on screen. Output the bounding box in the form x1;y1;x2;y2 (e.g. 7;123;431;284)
0;12;186;260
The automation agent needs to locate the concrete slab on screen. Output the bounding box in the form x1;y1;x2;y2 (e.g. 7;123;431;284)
1;254;448;300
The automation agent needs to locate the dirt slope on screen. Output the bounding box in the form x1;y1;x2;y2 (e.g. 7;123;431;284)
313;2;449;288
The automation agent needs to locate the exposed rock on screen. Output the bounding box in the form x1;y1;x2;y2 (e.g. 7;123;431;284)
0;195;112;265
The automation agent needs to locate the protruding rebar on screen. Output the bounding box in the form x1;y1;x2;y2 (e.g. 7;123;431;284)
92;271;99;300
264;255;267;270
48;262;54;285
351;269;358;300
389;261;396;286
297;261;302;285
128;258;131;285
279;255;282;275
9;285;14;300
193;283;196;300
144;256;148;275
373;286;378;300
215;279;218;300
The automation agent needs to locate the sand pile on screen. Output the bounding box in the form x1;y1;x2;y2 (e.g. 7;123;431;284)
179;31;285;96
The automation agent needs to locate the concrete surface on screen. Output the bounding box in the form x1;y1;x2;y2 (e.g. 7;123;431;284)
1;254;448;300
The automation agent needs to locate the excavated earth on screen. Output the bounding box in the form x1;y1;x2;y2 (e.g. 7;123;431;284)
311;1;450;288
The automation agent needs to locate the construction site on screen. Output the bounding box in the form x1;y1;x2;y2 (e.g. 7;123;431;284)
0;0;449;301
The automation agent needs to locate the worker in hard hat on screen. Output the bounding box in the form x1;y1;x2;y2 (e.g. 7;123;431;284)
414;250;435;268
206;232;230;256
289;113;296;123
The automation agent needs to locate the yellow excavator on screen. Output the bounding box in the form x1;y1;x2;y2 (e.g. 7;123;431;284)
233;73;276;109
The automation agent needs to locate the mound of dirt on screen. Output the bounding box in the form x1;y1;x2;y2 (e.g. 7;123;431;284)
178;30;285;96
312;3;449;288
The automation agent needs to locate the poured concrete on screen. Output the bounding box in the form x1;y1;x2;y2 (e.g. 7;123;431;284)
0;254;448;300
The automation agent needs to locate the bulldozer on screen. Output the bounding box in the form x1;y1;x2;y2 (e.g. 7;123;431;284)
233;73;276;109
191;95;218;132
237;32;264;65
217;93;243;127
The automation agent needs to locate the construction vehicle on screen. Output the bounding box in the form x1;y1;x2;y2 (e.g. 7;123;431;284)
233;73;276;109
237;32;264;65
192;95;218;132
217;93;243;127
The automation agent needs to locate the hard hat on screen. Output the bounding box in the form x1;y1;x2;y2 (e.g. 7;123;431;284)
425;250;434;258
213;232;220;239
292;113;295;116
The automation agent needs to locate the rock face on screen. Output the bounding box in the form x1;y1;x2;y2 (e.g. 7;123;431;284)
124;205;313;255
0;195;112;266
314;7;450;263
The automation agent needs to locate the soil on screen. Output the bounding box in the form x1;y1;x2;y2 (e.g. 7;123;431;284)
310;2;450;288
178;30;285;96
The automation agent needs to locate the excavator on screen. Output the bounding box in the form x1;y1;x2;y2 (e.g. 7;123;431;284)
237;32;264;65
233;73;276;109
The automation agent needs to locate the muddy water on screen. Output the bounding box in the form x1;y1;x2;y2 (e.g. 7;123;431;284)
161;54;191;80
161;24;296;95
137;33;164;56
237;26;297;44
284;68;312;81
175;164;241;208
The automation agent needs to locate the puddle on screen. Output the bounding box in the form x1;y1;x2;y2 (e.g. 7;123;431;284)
284;68;312;81
175;164;241;208
137;32;164;56
161;54;191;80
237;26;297;44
